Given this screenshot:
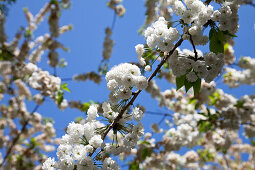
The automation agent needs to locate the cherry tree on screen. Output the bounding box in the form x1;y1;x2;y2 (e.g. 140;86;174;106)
0;0;255;169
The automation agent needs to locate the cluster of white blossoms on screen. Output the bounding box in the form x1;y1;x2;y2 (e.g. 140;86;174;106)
43;105;105;170
106;63;148;104
48;3;60;38
29;32;71;65
212;1;239;34
0;2;74;168
0;95;58;168
224;56;255;88
102;102;144;124
169;49;224;83
36;0;255;169
167;0;213;45
224;42;235;65
167;0;241;45
14;79;32;100
25;62;61;97
144;0;158;26
102;27;114;60
141;150;201;169
144;17;179;52
43;102;146;169
102;123;144;158
135;44;152;71
23;62;38;75
163;113;206;150
168;0;213;26
28;68;61;96
145;80;216;114
29;34;50;63
221;95;255;131
135;44;146;66
212;129;231;149
73;72;102;84
125;89;255;169
108;0;126;17
206;88;255;134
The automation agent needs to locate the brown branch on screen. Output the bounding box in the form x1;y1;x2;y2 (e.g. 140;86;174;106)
188;32;198;61
89;36;184;157
241;122;255;127
223;152;230;169
247;2;255;7
145;111;173;117
204;0;212;5
102;37;183;139
158;114;167;125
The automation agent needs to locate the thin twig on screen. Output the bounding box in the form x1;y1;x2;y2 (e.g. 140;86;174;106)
145;111;172;117
241;122;255;127
158;114;167;126
223;153;230;170
61;78;73;81
247;2;255;7
111;12;117;30
188;32;198;61
53;67;57;76
204;0;212;5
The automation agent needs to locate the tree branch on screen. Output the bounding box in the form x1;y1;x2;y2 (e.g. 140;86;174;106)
247;2;255;7
204;0;212;5
145;111;173;117
61;78;73;81
89;36;184;157
111;12;117;30
241;122;255;127
188;32;198;60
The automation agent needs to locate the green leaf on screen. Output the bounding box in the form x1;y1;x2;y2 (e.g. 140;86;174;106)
198;120;213;133
209;27;216;40
29;137;38;148
138;140;151;145
209;28;226;54
222;30;237;38
17;155;23;168
198;149;215;162
163;62;169;69
25;29;33;38
141;148;151;159
56;92;64;105
193;78;201;96
75;117;83;123
61;83;71;92
188;98;197;105
251;140;255;146
184;78;193;93
57;58;67;68
234;100;245;108
82;102;90;112
42;117;54;124
224;43;229;52
195;102;200;110
0;48;14;61
129;162;139;170
209;91;220;105
176;74;186;90
222;149;227;154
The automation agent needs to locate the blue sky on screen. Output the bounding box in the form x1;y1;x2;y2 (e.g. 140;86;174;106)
3;0;255;167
